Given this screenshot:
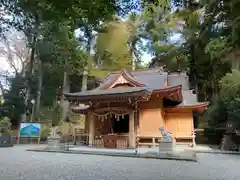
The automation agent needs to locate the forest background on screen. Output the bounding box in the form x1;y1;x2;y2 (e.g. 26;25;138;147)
0;0;240;148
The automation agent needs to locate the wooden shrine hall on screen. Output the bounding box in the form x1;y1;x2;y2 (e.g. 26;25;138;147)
64;68;208;149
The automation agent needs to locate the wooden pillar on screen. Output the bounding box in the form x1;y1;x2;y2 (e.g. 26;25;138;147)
129;110;135;148
88;111;95;146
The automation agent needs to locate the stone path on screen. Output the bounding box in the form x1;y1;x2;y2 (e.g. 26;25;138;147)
0;145;240;180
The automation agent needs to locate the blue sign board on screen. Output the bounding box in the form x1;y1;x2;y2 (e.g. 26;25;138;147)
19;123;41;137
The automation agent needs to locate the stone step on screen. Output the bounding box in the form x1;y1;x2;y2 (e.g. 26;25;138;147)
45;138;61;150
46;139;71;151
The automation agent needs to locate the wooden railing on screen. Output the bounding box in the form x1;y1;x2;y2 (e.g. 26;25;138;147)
101;135;128;149
137;135;194;147
74;132;129;149
136;136;161;148
74;128;89;145
92;136;128;149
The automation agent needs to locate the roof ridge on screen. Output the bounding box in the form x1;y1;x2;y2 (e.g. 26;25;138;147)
121;68;134;77
120;69;146;86
108;68;163;75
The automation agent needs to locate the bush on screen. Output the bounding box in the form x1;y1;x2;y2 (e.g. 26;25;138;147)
40;127;51;141
195;129;224;145
0;117;12;134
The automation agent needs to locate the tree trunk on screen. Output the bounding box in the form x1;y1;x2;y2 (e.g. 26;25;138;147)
220;134;235;151
189;43;198;97
211;79;217;103
28;34;37;75
220;121;238;151
131;46;136;71
34;60;43;121
232;59;240;70
60;72;70;122
81;34;91;92
195;83;199;101
21;35;37;122
230;48;240;70
81;69;88;91
0;81;5;97
21;13;40;122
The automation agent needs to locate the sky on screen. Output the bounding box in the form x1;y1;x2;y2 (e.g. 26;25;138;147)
0;57;11;72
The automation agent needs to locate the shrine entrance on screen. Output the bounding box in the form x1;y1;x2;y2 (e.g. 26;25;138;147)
112;115;129;134
88;107;135;149
100;113;130;149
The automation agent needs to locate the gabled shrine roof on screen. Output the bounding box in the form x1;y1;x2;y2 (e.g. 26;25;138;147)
97;68;167;90
177;91;207;107
64;86;151;101
167;72;190;90
64;68;207;109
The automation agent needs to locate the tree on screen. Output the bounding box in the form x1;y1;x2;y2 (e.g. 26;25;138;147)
1;74;26;127
161;0;232;102
124;12;148;70
0;117;11;134
144;0;187;71
95;18;131;71
0;30;29;76
94;1;172;73
0;30;29;121
148;45;188;72
35;21;86;121
207;70;240;150
1;0;125;123
1;0;68;122
219;70;240;127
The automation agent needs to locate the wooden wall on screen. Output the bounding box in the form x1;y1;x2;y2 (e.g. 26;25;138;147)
138;98;194;139
165;112;194;137
138;99;164;137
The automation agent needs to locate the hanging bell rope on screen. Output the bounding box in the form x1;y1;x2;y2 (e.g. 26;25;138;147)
93;111;129;121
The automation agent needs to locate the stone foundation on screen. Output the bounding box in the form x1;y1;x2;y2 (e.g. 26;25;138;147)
158;140;173;154
0;134;13;147
45;137;62;150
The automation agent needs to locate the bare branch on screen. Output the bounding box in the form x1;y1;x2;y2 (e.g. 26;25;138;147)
0;30;29;74
0;81;5;96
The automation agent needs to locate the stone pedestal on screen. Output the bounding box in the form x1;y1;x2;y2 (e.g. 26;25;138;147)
0;134;13;147
45;136;61;150
158;139;173;154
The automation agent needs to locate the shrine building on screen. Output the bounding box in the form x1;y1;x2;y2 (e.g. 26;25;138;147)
64;68;208;149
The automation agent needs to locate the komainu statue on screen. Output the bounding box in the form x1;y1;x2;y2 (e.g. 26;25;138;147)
159;126;173;142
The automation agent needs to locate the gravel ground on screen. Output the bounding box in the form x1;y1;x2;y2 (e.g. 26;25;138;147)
0;145;240;180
